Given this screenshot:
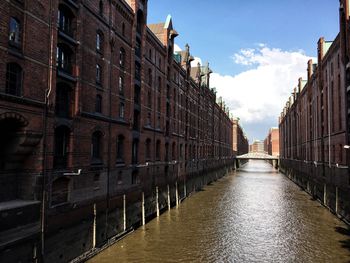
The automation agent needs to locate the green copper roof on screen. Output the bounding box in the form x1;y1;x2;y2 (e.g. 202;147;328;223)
164;14;172;29
173;53;181;63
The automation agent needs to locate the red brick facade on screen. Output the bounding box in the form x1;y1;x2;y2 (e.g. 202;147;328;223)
0;0;234;261
232;119;249;156
264;128;279;156
279;0;350;222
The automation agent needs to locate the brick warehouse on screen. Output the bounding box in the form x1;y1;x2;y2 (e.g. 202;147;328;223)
232;118;249;156
264;127;279;157
279;0;350;223
0;0;234;262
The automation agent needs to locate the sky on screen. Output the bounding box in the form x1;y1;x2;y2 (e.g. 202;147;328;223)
147;0;340;143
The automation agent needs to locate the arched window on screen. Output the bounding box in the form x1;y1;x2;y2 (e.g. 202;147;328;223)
119;48;125;68
56;44;72;73
156;140;161;160
54;126;70;168
96;31;103;53
145;138;151;160
116;135;124;162
51;177;70;206
95;94;102;113
91;131;102;163
55;84;71;118
58;5;74;36
9;17;21;45
119;76;124;95
6;63;22;96
96;64;102;84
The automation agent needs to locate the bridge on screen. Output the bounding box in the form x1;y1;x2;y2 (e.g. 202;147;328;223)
235;152;279;169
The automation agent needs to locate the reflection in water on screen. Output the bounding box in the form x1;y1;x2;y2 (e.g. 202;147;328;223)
89;160;350;263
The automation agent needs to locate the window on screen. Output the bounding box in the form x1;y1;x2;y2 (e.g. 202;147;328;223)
135;38;141;57
116;135;124;162
99;0;103;16
119;48;125;68
96;64;102;84
95;94;102;113
96;32;103;53
148;69;152;86
165;143;169;161
158;77;162;92
119;76;124;95
157;96;161;112
9;17;20;45
135;62;141;81
134;85;140;105
58;6;73;36
145;139;151;160
6;63;22;96
156;140;161;160
119;102;125;118
172;142;176;160
55;84;71;118
147;91;152;108
56;44;72;73
117;171;123;185
132;170;140;184
133;110;140;131
54;126;70;168
136;10;144;34
132;139;139;164
91;131;102;163
122;23;125;36
146;112;151;126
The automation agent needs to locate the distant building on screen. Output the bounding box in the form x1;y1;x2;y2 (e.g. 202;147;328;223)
250;140;264;153
264;128;279;156
232;119;249;156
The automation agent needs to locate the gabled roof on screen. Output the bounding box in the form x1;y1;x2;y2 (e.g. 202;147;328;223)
148;23;165;36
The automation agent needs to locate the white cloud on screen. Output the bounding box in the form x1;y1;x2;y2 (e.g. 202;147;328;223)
211;45;315;124
174;43;182;52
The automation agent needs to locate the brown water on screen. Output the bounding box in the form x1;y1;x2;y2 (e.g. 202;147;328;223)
88;160;350;263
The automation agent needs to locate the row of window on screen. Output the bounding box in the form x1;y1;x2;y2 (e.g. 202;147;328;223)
54;127;211;168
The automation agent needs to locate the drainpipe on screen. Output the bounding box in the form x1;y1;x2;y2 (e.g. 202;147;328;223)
41;0;54;261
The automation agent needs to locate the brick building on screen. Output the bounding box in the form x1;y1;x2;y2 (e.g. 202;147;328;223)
232;118;249;156
264;128;279;156
249;140;264;153
0;0;234;262
279;0;350;222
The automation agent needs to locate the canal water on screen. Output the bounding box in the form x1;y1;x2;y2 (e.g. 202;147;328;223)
88;160;350;263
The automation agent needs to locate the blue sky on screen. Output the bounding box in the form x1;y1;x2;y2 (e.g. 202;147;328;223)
148;0;340;142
